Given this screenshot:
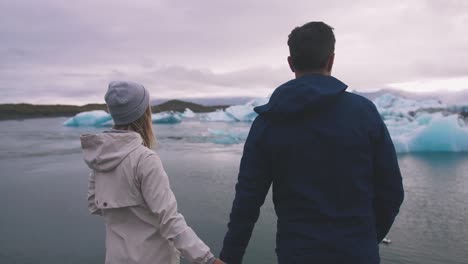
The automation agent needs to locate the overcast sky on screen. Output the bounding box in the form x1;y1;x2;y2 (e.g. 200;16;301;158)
1;0;467;104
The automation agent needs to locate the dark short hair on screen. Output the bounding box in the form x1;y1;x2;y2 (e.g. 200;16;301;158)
287;22;335;71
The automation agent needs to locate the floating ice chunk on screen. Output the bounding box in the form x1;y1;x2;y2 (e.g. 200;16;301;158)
152;112;182;124
64;110;112;127
386;113;468;153
64;110;183;126
250;97;270;107
203;95;468;151
374;93;445;123
225;105;258;122
448;105;468;113
382;238;392;244
224;97;269;122
63;94;468;152
414;113;433;126
374;93;444;112
200;110;236;122
371;94;468;152
407;115;468;152
199;97;268;122
182;108;196;119
100;119;114;127
208;129;248;144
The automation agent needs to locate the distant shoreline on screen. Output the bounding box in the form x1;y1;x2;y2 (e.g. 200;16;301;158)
0;100;229;121
1;97;466;121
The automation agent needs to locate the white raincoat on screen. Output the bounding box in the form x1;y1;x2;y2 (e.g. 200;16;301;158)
80;131;214;264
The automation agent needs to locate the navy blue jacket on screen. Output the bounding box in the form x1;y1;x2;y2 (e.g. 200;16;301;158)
220;74;404;264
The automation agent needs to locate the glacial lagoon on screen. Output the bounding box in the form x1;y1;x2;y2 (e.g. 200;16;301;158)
1;94;468;263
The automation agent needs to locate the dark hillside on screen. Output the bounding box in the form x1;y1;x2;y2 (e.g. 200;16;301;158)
152;99;228;113
0;100;229;121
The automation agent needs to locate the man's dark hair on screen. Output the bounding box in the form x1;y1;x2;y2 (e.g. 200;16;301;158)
287;21;335;71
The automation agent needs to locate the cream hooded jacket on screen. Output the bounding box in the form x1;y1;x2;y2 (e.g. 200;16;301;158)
80;131;214;264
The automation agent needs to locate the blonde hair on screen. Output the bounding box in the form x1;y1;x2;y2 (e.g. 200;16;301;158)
114;106;155;148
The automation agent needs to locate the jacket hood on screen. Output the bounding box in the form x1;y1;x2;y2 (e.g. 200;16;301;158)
255;74;347;118
80;131;143;172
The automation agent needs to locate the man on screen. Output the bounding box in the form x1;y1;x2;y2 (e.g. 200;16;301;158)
219;22;404;264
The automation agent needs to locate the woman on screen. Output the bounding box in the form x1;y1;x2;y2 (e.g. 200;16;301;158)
80;81;224;264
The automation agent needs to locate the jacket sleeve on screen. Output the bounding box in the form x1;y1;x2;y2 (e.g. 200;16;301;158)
137;153;214;264
372;114;404;242
87;171;102;215
220;117;272;264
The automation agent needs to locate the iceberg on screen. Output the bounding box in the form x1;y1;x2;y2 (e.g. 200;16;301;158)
100;119;115;127
373;94;468;153
224;105;258;122
152;112;182;124
200;97;269;122
374;93;444;111
64;110;183;126
200;110;236;122
202;94;468;152
64;110;112;127
62;93;468;152
389;113;468;153
224;97;269;122
374;93;446;122
448;105;468;114
181;108;196;119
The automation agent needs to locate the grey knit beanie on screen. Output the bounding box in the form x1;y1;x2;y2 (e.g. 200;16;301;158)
105;81;150;125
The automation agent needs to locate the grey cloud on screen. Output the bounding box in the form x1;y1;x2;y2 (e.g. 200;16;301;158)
0;0;467;103
0;64;289;104
110;65;290;99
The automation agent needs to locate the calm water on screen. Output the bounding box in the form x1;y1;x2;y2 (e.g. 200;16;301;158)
0;118;467;264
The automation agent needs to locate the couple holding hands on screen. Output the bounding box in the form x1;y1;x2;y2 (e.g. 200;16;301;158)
81;22;404;264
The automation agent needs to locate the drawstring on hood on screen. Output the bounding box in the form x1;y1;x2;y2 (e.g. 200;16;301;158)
255;74;348;119
80;131;143;172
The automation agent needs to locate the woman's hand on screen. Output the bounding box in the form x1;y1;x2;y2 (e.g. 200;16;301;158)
213;258;226;264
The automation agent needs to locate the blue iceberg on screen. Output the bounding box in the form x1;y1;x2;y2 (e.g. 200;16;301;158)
388;113;468;153
152;112;182;124
373;94;468;153
64;110;183;126
64;110;112;127
62;93;468;152
202;94;468;152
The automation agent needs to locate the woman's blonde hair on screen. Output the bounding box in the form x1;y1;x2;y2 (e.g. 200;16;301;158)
114;106;155;148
